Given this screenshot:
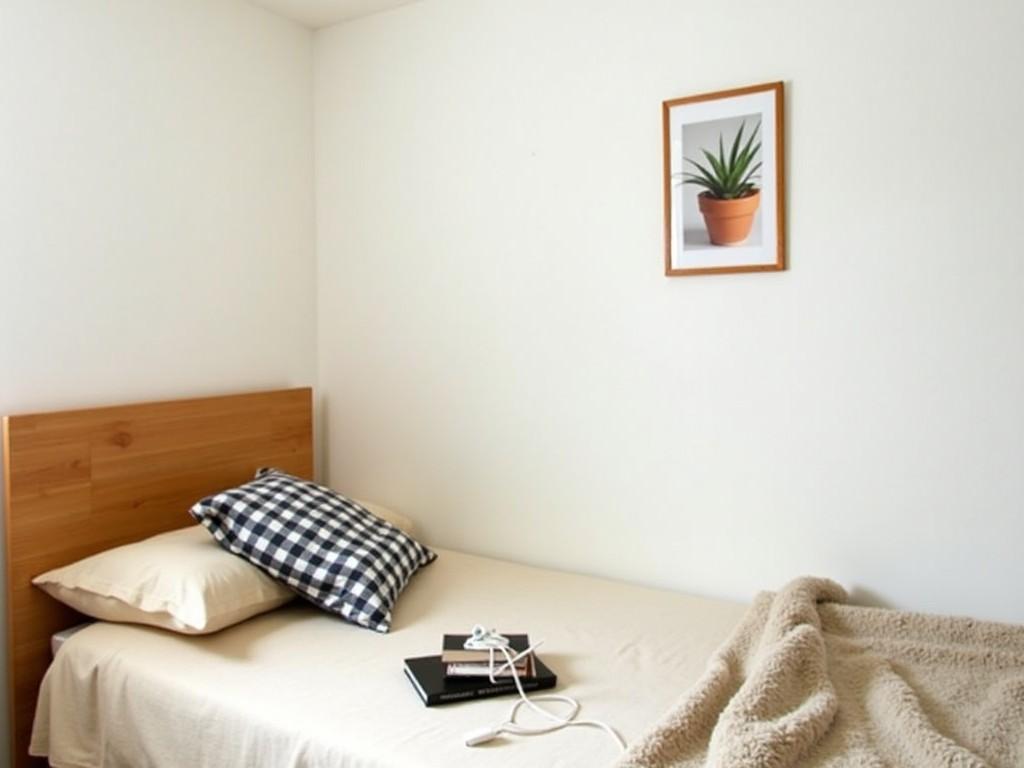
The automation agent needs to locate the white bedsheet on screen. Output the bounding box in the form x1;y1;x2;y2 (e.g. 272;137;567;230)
31;548;746;768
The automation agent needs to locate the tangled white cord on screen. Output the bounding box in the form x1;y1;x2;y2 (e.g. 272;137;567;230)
461;627;626;753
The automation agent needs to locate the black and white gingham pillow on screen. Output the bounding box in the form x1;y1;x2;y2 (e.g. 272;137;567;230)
190;468;436;632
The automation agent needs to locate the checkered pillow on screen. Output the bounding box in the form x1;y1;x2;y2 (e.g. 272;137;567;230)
190;468;436;632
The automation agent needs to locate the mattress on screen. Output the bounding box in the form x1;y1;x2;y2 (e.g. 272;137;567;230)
31;548;746;768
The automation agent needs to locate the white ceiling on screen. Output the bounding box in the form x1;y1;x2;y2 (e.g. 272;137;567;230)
247;0;419;29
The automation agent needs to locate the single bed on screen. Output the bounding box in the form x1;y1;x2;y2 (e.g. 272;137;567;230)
31;547;745;768
12;390;1022;768
4;388;746;768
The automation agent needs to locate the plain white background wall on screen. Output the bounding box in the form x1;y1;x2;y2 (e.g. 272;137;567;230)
0;1;316;761
316;0;1024;624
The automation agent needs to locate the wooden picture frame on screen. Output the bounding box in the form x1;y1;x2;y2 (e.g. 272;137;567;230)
663;81;785;277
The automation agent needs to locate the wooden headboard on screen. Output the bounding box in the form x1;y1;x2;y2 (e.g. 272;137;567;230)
2;388;313;768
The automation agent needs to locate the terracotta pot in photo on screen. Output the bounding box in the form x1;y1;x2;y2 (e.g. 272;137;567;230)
697;190;761;246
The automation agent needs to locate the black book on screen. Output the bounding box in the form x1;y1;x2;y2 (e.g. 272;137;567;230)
404;654;557;706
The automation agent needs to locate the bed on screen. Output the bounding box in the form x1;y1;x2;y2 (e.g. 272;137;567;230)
3;388;746;768
30;548;744;768
8;390;1024;768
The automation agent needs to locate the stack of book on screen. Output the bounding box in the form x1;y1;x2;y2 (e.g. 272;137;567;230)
404;632;557;706
442;633;535;678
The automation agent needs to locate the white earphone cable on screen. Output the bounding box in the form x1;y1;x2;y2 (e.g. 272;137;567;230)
464;637;626;752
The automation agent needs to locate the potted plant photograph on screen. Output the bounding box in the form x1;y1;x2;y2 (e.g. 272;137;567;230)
683;121;761;246
662;82;785;277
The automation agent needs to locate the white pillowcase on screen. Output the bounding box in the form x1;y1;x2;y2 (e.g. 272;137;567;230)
32;525;294;635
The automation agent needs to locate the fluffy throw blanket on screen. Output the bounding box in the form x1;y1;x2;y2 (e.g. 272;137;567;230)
617;577;1024;768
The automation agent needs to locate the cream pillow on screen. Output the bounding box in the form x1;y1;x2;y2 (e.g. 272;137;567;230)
32;525;294;634
356;499;417;537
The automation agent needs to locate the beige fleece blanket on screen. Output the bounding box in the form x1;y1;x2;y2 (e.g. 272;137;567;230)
617;577;1024;768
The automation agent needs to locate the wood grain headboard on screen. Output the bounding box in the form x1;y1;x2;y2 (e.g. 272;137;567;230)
2;388;313;768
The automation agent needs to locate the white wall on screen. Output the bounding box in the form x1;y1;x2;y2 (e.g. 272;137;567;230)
315;0;1024;624
0;1;316;761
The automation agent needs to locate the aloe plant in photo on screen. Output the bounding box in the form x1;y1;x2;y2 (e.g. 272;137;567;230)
683;120;762;246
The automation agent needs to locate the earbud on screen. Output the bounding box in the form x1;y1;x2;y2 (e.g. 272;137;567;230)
464;626;510;650
464;726;502;746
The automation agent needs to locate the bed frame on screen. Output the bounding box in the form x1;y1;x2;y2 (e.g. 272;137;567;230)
2;388;314;768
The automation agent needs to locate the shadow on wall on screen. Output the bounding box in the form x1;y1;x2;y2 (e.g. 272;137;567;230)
846;586;894;610
317;394;330;484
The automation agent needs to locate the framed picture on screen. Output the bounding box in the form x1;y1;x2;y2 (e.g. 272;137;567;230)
662;81;785;277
